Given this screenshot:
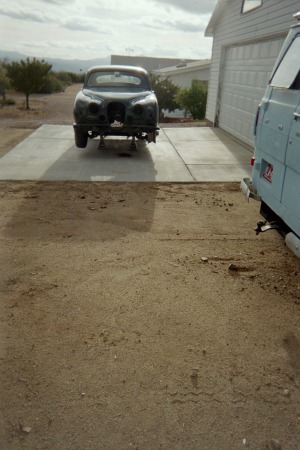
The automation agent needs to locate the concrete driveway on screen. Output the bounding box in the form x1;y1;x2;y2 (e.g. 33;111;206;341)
0;124;253;182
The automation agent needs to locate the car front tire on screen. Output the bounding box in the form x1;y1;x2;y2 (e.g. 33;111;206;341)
74;126;88;148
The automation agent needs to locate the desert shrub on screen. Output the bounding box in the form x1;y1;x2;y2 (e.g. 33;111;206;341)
41;71;85;92
0;61;11;100
176;80;208;120
148;73;180;118
66;72;85;83
54;71;73;86
0;97;15;107
37;73;64;94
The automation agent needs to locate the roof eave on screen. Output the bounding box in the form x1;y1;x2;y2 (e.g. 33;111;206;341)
154;62;211;75
205;0;229;37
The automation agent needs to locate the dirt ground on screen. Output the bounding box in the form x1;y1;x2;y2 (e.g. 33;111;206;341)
1;86;300;450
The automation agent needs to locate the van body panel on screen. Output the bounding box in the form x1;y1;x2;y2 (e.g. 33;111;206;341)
249;19;300;241
252;154;285;213
258;89;299;162
254;88;300;204
281;168;300;226
282;102;300;226
285;103;300;171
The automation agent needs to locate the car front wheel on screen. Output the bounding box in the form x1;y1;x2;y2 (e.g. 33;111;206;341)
74;127;88;148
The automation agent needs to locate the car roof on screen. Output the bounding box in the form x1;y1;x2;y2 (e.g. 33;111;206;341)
86;65;148;75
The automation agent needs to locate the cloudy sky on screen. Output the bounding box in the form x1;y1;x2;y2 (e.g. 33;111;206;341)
0;0;218;61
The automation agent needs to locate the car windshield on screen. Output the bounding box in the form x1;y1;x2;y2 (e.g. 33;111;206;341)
86;70;149;90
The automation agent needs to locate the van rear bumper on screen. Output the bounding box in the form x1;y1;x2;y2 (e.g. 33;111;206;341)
241;177;261;201
285;232;300;258
241;179;300;259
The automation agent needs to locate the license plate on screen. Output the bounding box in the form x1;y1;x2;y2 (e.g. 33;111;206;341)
111;121;123;128
263;163;273;183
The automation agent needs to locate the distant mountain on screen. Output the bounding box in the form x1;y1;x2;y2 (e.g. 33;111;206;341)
0;50;110;73
0;50;27;62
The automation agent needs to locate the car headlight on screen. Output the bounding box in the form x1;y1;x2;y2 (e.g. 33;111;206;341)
133;104;144;115
146;106;155;120
88;102;99;114
76;97;89;109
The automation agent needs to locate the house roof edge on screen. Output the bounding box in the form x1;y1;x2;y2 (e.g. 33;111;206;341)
205;0;229;37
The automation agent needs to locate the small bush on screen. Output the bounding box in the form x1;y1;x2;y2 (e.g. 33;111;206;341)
148;73;180;118
0;97;15;106
37;73;64;94
55;71;72;86
176;80;208;120
67;72;85;83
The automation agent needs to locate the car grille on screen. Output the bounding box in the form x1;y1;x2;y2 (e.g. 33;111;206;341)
107;102;125;124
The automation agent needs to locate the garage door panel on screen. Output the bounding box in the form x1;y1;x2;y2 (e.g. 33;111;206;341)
218;37;285;146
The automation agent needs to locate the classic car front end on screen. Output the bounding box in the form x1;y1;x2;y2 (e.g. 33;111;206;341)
73;65;159;148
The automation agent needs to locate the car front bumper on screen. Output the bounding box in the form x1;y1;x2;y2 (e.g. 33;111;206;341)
73;122;159;136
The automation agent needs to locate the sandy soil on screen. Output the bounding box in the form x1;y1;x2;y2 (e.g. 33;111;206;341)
1;86;300;450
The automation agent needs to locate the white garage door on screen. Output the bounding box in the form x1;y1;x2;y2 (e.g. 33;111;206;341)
218;37;285;146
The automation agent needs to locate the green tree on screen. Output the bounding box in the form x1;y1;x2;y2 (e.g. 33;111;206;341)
149;73;179;118
5;57;52;109
0;62;11;100
176;80;208;120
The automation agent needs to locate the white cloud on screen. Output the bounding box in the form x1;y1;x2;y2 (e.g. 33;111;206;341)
63;16;112;33
154;0;218;14
0;6;52;23
0;0;217;60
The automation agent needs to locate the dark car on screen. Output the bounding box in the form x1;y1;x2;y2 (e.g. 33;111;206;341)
73;65;159;149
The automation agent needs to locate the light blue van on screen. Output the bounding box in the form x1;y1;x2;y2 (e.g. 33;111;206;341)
242;12;300;258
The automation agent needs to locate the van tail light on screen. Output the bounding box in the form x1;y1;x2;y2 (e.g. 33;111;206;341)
250;156;255;166
254;105;261;136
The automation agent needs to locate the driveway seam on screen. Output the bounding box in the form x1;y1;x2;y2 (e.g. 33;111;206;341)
161;128;196;181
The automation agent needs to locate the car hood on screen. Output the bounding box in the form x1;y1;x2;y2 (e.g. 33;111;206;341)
82;88;153;102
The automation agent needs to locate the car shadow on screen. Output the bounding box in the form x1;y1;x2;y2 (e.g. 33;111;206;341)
3;138;159;244
3;178;158;245
40;136;158;182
